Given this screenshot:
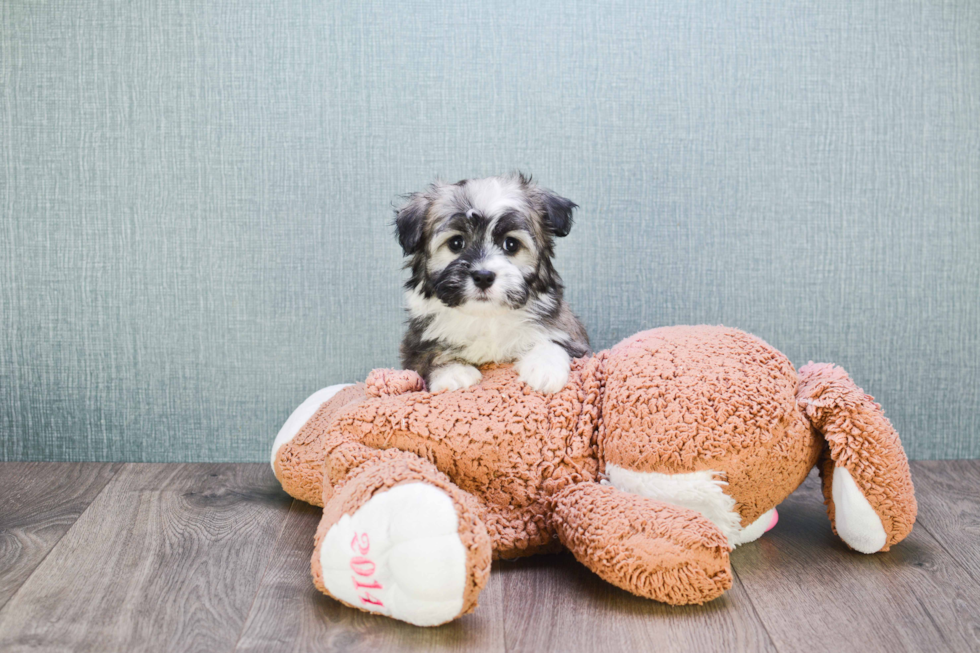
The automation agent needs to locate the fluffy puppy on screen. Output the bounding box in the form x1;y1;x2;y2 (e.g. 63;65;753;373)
395;173;590;394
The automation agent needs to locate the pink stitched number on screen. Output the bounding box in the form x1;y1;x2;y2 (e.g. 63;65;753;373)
350;556;376;577
359;593;384;607
350;532;370;555
349;531;384;607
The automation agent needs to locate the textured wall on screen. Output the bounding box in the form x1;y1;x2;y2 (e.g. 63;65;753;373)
2;0;978;462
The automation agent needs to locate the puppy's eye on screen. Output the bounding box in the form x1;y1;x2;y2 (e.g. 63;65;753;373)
503;237;521;254
447;236;465;253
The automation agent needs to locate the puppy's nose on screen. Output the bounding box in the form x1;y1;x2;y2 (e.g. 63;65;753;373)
471;269;496;290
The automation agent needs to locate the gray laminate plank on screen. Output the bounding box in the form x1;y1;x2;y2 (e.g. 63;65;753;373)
0;463;292;653
0;462;121;609
734;470;980;653
909;460;980;585
235;499;505;653
499;550;776;653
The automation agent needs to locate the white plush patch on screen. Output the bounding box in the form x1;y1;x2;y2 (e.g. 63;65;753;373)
832;466;887;553
730;508;777;546
428;362;483;393
319;482;467;627
271;384;352;472
514;340;571;394
605;464;744;546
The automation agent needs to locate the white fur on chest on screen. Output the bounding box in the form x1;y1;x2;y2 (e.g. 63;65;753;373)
407;290;564;364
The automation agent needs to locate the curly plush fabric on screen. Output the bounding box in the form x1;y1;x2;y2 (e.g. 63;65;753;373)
312;449;491;622
320;361;602;558
797;362;917;550
600;326;821;526
365;368;426;398
274;383;368;506
271;325;917;624
553;483;732;604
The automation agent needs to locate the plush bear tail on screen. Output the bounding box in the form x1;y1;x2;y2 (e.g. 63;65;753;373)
796;363;917;553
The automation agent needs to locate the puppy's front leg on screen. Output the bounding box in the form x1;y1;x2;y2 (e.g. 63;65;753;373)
427;363;483;393
515;341;571;394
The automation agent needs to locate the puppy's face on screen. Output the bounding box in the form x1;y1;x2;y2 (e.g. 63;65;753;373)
395;175;576;315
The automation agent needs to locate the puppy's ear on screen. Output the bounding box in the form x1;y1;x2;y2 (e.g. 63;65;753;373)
539;189;577;238
394;194;429;255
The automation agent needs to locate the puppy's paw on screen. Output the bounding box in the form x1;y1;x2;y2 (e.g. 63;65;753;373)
428;363;482;393
516;343;571;394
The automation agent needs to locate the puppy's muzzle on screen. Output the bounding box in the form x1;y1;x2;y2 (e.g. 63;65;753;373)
471;270;496;290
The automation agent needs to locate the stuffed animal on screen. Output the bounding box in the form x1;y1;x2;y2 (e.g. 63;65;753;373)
271;325;916;627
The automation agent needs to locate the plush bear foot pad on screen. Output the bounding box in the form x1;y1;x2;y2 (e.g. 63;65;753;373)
318;482;468;626
832;467;887;553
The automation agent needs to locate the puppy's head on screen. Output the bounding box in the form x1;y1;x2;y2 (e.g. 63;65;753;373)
395;174;576;314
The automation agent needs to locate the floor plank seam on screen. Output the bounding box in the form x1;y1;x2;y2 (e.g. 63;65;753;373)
912;519;980;589
0;462;123;615
229;497;298;652
729;563;779;652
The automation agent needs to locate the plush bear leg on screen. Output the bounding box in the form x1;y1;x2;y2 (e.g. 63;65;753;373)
552;483;733;605
271;383;367;505
312;449;492;627
797;363;917;553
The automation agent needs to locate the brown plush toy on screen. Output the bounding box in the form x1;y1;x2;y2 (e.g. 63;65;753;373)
271;325;916;627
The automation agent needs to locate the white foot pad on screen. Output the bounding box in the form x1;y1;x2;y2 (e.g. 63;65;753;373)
731;508;778;546
832;466;887;553
271;384;352;470
319;482;467;626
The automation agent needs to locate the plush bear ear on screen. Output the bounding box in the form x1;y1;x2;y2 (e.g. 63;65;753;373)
394;193;430;255
539;188;578;238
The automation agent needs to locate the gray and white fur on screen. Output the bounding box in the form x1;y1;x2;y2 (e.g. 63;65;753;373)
395;173;590;394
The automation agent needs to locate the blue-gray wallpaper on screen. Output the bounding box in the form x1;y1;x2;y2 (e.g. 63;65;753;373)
2;0;978;461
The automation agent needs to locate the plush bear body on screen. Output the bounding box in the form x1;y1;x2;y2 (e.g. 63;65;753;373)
272;325;916;626
275;359;603;558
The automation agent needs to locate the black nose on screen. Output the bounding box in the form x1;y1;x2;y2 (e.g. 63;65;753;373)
471;269;496;290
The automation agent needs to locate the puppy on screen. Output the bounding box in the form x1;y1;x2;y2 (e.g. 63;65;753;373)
395;173;590;394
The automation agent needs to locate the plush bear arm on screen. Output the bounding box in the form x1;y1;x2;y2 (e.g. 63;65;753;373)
365;369;425;397
274;383;369;506
552;483;732;605
273;369;426;506
798;362;917;553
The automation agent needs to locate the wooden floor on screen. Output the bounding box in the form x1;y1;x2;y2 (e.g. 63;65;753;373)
0;462;977;652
